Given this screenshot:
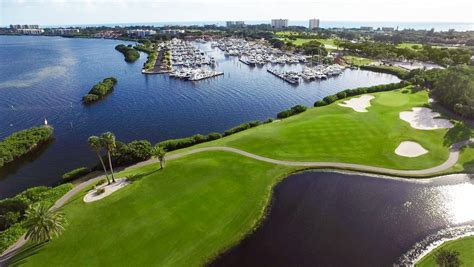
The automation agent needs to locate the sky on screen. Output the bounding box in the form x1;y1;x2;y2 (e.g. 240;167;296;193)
1;0;473;26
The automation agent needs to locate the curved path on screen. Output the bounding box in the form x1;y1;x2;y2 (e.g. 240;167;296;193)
167;138;473;176
1;138;472;266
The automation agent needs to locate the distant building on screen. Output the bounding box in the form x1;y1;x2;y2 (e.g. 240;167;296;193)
309;19;320;29
381;27;395;32
160;29;185;36
127;29;157;38
226;21;245;27
10;24;43;35
360;26;373;31
271;19;288;29
50;28;80;35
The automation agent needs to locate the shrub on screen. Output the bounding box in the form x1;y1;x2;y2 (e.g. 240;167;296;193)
207;132;222;140
224;123;251;136
336;91;347;99
314;100;328;107
95;179;106;187
265;117;274;123
277;105;307;119
0;126;53;168
96;188;106;195
323;95;339;104
82;94;99;103
401;89;409;94
111;140;153;166
82;77;117;104
62;167;90;182
0;223;25;253
314;82;408;107
115;44;140;62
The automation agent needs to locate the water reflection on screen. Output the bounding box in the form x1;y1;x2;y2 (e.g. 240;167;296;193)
211;171;474;267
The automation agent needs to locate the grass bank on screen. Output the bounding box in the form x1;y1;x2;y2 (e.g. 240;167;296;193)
10;152;295;266
416;236;474;266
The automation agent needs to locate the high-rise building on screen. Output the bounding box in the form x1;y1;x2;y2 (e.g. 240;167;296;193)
271;19;288;29
226;21;245;27
309;19;320;29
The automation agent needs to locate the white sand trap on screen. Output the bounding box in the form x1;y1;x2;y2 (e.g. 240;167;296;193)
84;178;129;203
339;95;375;112
395;141;428;157
399;107;453;130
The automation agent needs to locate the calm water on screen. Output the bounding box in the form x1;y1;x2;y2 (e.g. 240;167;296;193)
211;171;474;267
0;35;399;198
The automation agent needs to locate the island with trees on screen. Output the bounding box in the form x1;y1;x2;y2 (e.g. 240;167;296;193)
0;126;53;168
82;77;117;104
114;44;140;62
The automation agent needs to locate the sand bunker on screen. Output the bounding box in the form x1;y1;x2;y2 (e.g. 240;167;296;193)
84;178;129;203
395;141;428;157
399;107;453;130
339;95;375;112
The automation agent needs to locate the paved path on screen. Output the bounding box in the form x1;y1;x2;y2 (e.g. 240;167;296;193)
1;138;472;266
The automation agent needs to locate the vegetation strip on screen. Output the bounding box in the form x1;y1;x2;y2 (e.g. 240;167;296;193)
0;126;53;168
114;44;140;62
82;77;117;104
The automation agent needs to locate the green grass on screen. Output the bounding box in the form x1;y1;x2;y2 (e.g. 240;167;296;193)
416;236;474;266
396;42;423;50
187;89;455;171
279;37;338;49
10;152;294;266
9;89;473;266
343;55;374;66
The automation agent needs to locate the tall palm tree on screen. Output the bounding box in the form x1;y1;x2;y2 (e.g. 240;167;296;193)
24;204;66;243
101;132;116;183
152;146;167;169
88;136;111;185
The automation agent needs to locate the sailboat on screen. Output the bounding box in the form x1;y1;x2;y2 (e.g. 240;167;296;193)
44;118;48;126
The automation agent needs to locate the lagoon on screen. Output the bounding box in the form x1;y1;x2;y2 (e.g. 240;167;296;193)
0;35;399;198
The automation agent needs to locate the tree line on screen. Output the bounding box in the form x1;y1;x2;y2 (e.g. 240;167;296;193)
337;40;472;66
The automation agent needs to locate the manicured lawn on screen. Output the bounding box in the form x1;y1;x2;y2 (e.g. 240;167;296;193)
416;236;474;266
343;55;374;66
279;37;338;49
9;152;294;266
396;42;423;50
188;89;456;170
9;89;472;266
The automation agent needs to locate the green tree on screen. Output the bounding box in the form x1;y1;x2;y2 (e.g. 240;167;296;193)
152;146;167;169
435;249;461;267
101;132;117;183
24;203;66;243
87;136;111;185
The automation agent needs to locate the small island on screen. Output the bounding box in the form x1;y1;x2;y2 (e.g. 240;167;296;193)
82;77;117;104
114;44;140;62
0;126;53;168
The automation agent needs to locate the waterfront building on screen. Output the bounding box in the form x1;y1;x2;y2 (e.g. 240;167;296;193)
360;26;373;31
127;29;157;38
309;19;320;29
271;19;288;29
50;28;80;35
10;24;42;34
160;29;185;36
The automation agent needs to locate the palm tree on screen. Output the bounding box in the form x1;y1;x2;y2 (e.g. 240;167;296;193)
101;132;116;183
24;204;66;243
88;136;111;185
152;146;167;169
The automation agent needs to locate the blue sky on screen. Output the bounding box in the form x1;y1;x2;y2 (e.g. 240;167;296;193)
1;0;473;26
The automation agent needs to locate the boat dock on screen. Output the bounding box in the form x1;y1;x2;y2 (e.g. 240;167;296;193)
267;68;299;84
